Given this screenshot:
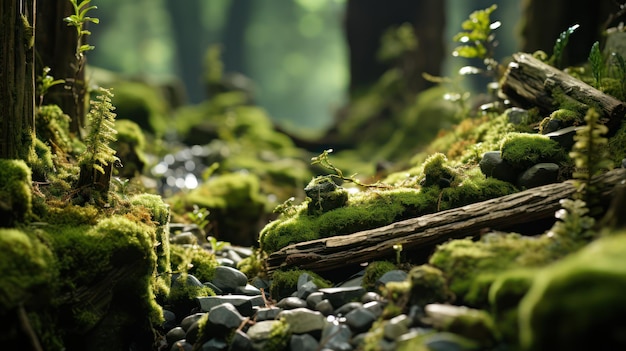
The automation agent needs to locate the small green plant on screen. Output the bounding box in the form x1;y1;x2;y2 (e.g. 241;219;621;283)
64;0;99;61
36;67;65;106
549;24;580;68
588;41;606;89
207;236;228;253
273;196;296;216
311;149;389;188
452;4;501;76
393;244;403;265
188;205;210;230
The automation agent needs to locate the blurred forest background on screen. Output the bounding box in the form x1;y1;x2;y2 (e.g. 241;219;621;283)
88;0;523;135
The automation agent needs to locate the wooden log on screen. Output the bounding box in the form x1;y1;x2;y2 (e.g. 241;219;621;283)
500;52;626;135
266;168;626;274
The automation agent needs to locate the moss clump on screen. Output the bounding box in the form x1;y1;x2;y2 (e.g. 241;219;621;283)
539;108;581;134
0;159;32;226
362;261;398;291
265;318;291;351
170;244;219;283
421;153;458;188
429;233;558;306
488;269;535;344
129;194;171;274
29;138;55;181
500;132;567;171
0;228;56;313
608;120;626;165
112;119;147;178
41;201;100;226
167;273;214;309
408;264;453;307
304;177;349;215
269;269;331;301
109;80;170;136
519;232;626;350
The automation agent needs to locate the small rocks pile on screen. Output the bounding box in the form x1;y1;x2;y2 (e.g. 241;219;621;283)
158;260;493;351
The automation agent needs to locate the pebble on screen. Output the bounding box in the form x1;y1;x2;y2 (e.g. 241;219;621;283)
211;266;248;291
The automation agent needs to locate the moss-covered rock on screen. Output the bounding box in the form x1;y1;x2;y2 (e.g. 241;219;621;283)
519;232;626;350
488;269;535;345
304;177;349;215
269;269;331;301
500;133;568;171
0;159;32;226
170;244;219;283
362;261;397;291
113;119;147;178
407;264;454;307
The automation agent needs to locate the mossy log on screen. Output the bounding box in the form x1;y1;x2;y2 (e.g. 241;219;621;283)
500;52;626;135
266;168;626;274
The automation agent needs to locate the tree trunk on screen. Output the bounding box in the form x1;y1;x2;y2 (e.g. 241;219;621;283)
266;168;626;273
0;0;36;160
500;52;626;135
36;0;85;135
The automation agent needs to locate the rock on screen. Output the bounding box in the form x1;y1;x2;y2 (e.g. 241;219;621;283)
169;340;193;351
290;333;320;351
516;163;559;189
479;151;517;183
321;323;353;351
235;284;262;296
622;158;626;168
254;307;282;321
361;292;383;304
228;330;252;351
170;232;198;245
275;296;308;309
544;126;582;151
383;314;410;340
377;270;408;288
334;301;363;316
362;301;385;319
296;280;319;300
181;313;205;331
345;307;377;333
251;277;270;291
319;286;366;309
166;326;186;345
424;304;496;345
201;337;228;351
540;118;562;134
162;309;177;331
304;177;348;215
277;308;327;334
315;299;334;316
247;320;290;351
504;107;529;125
216;257;236;268
208;303;245;330
306;291;324;309
196;295;264;316
211;266;248;291
203;282;223;295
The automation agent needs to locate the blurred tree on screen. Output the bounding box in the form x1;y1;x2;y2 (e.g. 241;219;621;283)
221;0;253;77
521;0;619;66
344;0;445;97
0;0;36;159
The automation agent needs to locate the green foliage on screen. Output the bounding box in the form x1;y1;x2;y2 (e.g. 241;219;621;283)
0;159;32;225
362;261;397;291
36;104;73;153
452;4;500;74
311;149;389;188
169;245;219;283
588;41;606;89
36;67;65;106
64;0;99;59
377;23;418;62
269;269;331;301
500;133;567;171
569;108;613;214
548;199;595;252
79;87;118;175
549;24;579;68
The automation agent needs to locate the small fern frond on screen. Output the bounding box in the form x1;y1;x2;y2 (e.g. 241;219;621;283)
80;87;118;174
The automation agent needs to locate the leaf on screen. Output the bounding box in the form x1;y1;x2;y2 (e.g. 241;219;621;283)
588;41;605;88
452;45;486;59
550;24;579;68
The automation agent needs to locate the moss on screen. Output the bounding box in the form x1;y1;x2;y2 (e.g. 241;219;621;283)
109;80;170;136
304;177;349;215
167;273;214;308
429;233;558;306
112;119;147;178
439;168;518;210
408;264;453;306
488;269;535;345
265;318;291;351
269;269;331;301
608;119;626;165
0;159;32;226
42;201;101;226
539;108;581;134
129;194;171;274
362;261;397;291
421;153;457;188
500;132;567;171
0;228;56;313
29;138;55;181
443;307;498;346
519;232;626;350
170;244;219;282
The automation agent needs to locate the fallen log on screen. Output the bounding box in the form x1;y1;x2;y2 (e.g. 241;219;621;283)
266;168;626;274
500;52;626;135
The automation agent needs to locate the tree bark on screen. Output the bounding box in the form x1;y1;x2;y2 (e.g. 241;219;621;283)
0;0;36;160
266;168;626;273
500;52;626;135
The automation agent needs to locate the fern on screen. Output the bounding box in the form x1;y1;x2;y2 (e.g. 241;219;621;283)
569;108;613;215
549;24;579;68
588;41;606;89
452;4;501;74
80;87;118;175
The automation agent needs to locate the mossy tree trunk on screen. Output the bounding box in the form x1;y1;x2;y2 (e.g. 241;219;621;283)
36;0;85;136
0;0;36;160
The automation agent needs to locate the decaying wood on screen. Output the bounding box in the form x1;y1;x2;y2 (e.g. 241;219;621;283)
500;52;626;134
266;169;626;274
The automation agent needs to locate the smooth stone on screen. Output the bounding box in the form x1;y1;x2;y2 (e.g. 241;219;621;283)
424;304;495;342
363;301;384;318
228;330;252;351
235;284;262;296
517;163;559;188
290;333;320;351
297;272;314;288
170;232;198;245
504;107;529;125
277;308;327;334
541;118;562;134
196;295;264;317
224;249;243;264
306;291;324;309
162;309;177;331
208;303;245;330
201;337;228;351
377;270;408;288
275;296;307;310
334;301;363;316
246;320;284;351
181;313;206;331
319;286;366;309
216;257;236;268
203;282;223;295
545;126;582;150
166;327;186;345
169;340;193;351
383;314;411;340
321;323;353;351
230;246;253;259
479;151;517;183
251;277;270;291
172;273;204;289
211;266;248;291
345;307;377;333
315;299;334;316
254;307;282;321
185;320;201;345
361;291;383;304
622;158;626;168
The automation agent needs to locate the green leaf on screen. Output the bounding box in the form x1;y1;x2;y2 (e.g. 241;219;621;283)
79;44;95;53
588;41;605;88
550;24;579;68
452;45;486;59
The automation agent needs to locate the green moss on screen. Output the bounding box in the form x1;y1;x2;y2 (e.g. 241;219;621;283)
42;201;101;226
109;80;170;136
500;132;567;171
0;228;56;313
0;159;32;226
130;194;171;274
113;119;147;177
608;120;626;165
429;233;558;305
539;109;581;133
265;318;291;351
167;273;215;308
362;261;397;291
304;177;349;215
29;138;55;180
421;153;458;188
170;244;219;282
408;264;453;306
488;269;535;345
519;232;626;350
269;269;331;301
